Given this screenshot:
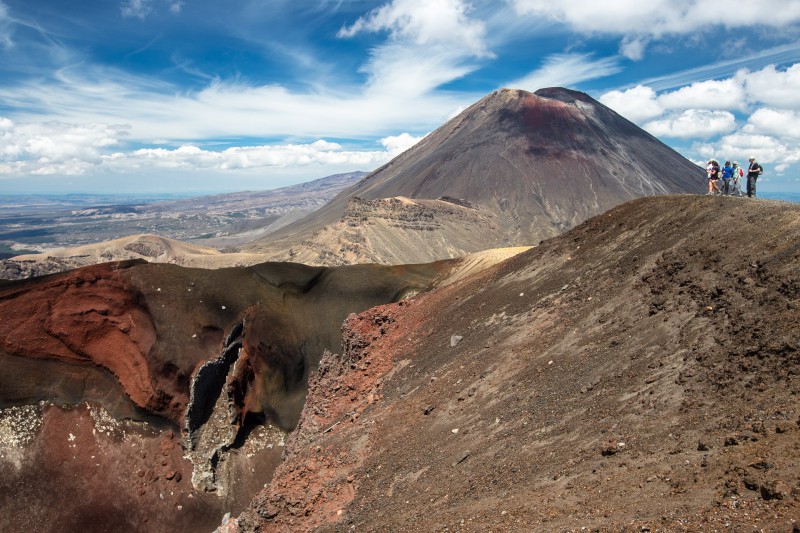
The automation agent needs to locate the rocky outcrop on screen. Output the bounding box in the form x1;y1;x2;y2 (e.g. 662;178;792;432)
236;304;406;530
279;196;505;266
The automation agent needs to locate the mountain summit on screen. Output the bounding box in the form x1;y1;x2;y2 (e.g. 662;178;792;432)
243;88;703;263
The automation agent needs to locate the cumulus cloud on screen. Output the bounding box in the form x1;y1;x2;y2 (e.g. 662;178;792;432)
658;78;746;111
0;114;424;177
106;142;348;171
379;132;426;153
0;119;125;174
101;136;422;173
509;53;621;93
742;63;800;109
602;64;800;126
695;132;800;166
599;85;664;123
745;108;800;139
600;63;800;177
644;109;736;139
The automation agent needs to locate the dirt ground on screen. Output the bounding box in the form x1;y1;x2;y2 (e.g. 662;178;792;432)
234;195;800;532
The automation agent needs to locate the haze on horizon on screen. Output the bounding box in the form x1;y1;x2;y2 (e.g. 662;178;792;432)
1;0;799;196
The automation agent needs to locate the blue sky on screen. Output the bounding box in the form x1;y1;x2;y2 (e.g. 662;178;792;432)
1;0;799;195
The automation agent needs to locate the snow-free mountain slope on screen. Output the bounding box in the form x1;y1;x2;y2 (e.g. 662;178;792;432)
245;88;703;264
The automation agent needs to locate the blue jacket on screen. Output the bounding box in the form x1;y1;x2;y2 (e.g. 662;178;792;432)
721;165;734;179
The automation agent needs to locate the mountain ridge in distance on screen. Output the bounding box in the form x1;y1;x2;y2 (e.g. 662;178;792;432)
0;172;367;279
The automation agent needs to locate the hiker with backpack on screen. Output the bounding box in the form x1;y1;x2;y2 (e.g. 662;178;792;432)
721;161;734;195
746;156;763;198
706;159;721;195
731;161;744;196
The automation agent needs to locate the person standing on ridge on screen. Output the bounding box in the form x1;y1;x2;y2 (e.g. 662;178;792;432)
731;161;744;197
746;156;763;198
706;159;721;195
721;160;733;195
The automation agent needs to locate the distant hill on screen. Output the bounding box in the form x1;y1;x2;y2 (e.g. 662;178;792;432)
0;171;365;251
0;172;366;279
0;234;271;279
242;87;704;264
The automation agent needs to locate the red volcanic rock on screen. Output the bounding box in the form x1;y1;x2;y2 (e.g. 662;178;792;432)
0;258;449;531
0;262;178;418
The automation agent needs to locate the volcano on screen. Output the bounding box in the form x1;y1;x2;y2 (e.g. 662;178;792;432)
243;87;703;265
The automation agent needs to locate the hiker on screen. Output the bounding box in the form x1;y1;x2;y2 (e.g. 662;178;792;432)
731;161;744;197
706;159;721;195
746;156;763;198
721;161;734;195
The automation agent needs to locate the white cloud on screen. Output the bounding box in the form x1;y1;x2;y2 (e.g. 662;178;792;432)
0;113;424;177
509;53;621;93
742;63;800;109
120;0;182;20
120;0;153;19
599;85;664;123
509;0;674;34
509;0;800;36
338;0;492;97
509;1;800;62
644;109;736;139
0;65;468;144
619;36;648;61
599;63;800;186
0;120;125;174
101;138;415;173
696;132;800;166
658;78;746;111
745;108;800;139
339;0;491;57
600;64;800;125
379;132;426;153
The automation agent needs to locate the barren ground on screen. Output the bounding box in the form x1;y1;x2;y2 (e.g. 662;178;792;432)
234;195;800;532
